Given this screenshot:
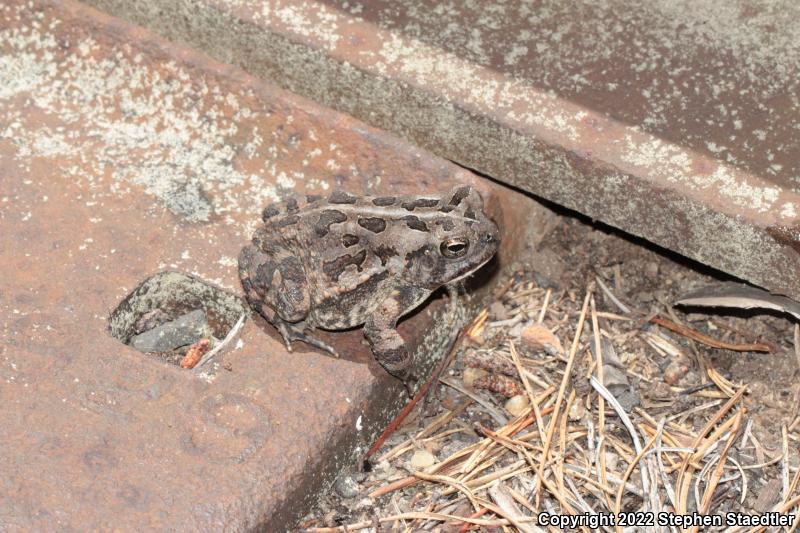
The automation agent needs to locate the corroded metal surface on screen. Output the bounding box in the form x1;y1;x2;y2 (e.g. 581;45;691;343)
0;1;540;529
85;0;800;299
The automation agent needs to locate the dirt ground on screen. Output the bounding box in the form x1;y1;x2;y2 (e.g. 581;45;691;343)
299;209;800;532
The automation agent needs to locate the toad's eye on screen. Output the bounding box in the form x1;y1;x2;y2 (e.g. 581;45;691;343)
440;238;469;258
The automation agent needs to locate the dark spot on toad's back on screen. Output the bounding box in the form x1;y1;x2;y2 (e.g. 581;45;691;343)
306;194;322;204
342;234;359;247
323;249;367;281
329;191;357;204
280;256;306;284
262;204;280;221
358;217;387;233
436;218;455;231
316;209;348;237
404;215;428;232
401;198;440;211
372;196;396;206
285;197;299;213
275;214;300;227
255;260;278;288
449;186;471;206
439;205;455;213
374;244;398;266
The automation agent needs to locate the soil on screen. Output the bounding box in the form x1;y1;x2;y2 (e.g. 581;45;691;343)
298;210;799;532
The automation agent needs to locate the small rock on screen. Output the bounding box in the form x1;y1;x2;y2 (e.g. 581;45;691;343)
374;460;392;473
489;301;509;321
604;451;619;472
410;449;436;470
602;366;630;389
520;324;564;356
462;367;488;387
355;497;376;510
648;381;672;398
129;309;207;352
441;387;461;410
333;474;360;499
754;477;782;513
663;361;689;386
590;337;623;368
645;261;659;279
614;388;641;411
569;401;586;421
635;291;655;303
505;394;529;416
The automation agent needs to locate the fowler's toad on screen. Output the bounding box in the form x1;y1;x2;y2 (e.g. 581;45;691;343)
238;186;500;382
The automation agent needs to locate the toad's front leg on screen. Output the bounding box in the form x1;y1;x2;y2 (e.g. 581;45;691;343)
363;288;429;389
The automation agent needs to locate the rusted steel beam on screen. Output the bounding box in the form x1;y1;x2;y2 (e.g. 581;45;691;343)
86;0;800;299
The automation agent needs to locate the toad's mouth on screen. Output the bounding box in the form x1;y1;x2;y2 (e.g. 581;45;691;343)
448;253;496;285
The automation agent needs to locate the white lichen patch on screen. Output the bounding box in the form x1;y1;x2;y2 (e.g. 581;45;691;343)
0;4;320;228
621;136;691;182
246;0;344;50
780;202;797;219
620;133;784;213
700;166;779;212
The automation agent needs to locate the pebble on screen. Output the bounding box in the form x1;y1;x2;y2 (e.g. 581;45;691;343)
505;394;529;416
614;388;641;411
645;261;659;278
520;324;564;356
333;474;360;499
602;366;630;388
129;309;207;352
489;301;509;321
441;387;462;410
604;451;619;472
569;401;586;421
462;367;488;387
663;361;689;385
409;449;436;470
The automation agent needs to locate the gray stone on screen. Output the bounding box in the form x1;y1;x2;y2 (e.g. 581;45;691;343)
129;309;207;352
333;474;360;499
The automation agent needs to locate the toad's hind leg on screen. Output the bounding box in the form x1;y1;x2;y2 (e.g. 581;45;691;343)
239;245;336;355
239;245;310;321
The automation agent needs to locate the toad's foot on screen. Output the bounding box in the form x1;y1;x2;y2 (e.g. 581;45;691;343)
275;321;339;357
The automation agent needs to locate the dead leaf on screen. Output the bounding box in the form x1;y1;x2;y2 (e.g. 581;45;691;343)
674;283;800;321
